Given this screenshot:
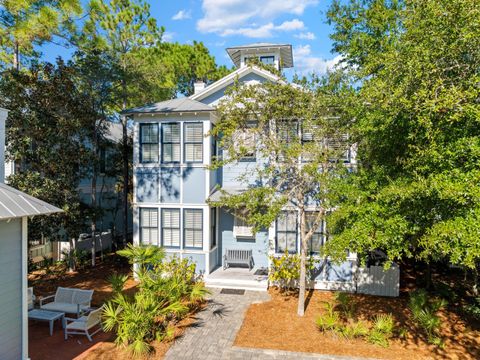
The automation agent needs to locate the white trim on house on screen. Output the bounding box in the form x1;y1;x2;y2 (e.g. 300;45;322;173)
189;65;283;103
22;216;28;360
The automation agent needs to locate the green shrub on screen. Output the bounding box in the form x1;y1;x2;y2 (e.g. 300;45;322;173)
103;245;209;356
339;320;369;339
269;251;317;293
367;314;394;347
463;297;480;321
409;289;447;346
108;273;129;296
316;302;341;332
334;292;356;319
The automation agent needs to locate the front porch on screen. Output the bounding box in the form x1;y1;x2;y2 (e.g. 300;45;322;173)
204;267;269;291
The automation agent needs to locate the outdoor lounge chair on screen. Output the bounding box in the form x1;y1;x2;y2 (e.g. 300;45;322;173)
64;306;103;342
40;287;93;317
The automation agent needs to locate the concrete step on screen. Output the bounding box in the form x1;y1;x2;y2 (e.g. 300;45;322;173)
204;277;268;291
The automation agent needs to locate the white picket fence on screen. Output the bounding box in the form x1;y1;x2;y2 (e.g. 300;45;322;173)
356;264;400;297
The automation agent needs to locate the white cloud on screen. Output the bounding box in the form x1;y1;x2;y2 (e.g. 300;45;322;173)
294;45;343;74
197;0;317;36
220;19;305;38
162;32;175;42
172;9;191;20
295;31;316;40
275;19;305;31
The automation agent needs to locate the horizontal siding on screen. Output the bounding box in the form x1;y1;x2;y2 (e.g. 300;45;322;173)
0;219;22;360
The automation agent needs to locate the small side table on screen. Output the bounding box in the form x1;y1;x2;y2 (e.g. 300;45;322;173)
28;309;65;336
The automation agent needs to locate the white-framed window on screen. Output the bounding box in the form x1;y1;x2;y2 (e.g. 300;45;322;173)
184;209;203;249
275;211;297;253
234;124;256;161
233;212;254;238
305;212;326;254
161;209;180;248
259;55;275;65
140;123;159;163
184;122;203;163
140;208;158;245
161;123;180;163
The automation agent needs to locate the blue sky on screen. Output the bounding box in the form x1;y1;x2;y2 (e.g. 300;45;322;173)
44;0;340;77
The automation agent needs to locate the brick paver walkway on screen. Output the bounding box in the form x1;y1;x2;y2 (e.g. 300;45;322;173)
165;288;368;360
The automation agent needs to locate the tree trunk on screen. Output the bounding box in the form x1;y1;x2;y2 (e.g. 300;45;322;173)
68;237;76;272
13;41;19;71
121;115;129;247
297;208;307;316
473;263;479;297
91;131;98;267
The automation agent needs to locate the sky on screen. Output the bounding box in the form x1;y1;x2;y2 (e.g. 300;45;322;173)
43;0;340;78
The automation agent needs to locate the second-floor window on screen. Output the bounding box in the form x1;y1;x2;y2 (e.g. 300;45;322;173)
162;123;181;163
184;123;203;163
140;123;159;163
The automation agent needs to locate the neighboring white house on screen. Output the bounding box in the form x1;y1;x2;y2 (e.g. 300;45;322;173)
0;108;62;360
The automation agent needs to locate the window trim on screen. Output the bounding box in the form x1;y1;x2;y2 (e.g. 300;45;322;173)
259;55;275;65
140;123;159;164
275;211;297;254
183;208;203;249
305;211;326;255
139;207;158;245
161;208;181;249
233;213;254;239
183;122;204;163
161;122;181;164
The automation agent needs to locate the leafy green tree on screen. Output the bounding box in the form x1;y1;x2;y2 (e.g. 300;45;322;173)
80;0;164;246
325;0;480;293
210;72;352;316
0;60;93;245
0;0;81;70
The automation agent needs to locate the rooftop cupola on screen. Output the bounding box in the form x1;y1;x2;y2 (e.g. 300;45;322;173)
226;43;293;71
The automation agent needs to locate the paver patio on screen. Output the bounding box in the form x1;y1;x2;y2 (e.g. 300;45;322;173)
165;288;368;360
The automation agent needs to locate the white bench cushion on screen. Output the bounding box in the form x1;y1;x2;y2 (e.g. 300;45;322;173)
41;302;88;314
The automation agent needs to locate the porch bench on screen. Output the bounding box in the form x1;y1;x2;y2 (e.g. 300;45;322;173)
224;249;253;270
40;287;93;318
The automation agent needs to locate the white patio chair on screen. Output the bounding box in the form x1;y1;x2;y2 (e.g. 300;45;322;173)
64;306;103;342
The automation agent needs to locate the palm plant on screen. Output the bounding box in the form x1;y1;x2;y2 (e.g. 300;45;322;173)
104;246;209;356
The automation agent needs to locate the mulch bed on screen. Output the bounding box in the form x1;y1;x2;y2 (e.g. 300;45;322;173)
28;254;203;360
234;288;480;360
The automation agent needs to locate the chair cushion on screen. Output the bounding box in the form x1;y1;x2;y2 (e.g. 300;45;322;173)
41;302;88;314
66;316;89;331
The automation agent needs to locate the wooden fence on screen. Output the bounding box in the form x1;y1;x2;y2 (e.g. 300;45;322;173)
356;264;400;297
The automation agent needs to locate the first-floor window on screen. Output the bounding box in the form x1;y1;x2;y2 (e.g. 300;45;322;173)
162;209;180;247
184;209;203;248
233;211;254;238
276;211;297;253
140;208;158;245
305;212;326;254
210;208;216;249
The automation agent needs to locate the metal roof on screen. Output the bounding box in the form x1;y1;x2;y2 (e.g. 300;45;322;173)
0;183;62;221
122;98;214;115
208;187;246;202
226;43;293;69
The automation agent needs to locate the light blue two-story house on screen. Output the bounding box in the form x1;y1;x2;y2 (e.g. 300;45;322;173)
125;43;399;295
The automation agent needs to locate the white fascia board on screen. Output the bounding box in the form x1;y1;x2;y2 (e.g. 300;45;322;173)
190;66;283;102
